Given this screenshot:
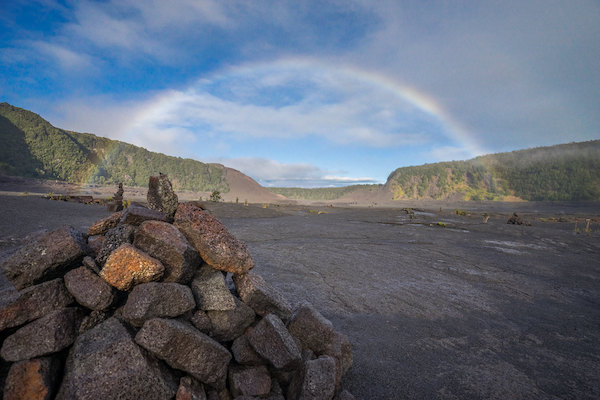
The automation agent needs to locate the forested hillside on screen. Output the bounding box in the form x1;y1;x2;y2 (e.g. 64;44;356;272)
386;140;600;201
267;185;378;201
0;103;229;192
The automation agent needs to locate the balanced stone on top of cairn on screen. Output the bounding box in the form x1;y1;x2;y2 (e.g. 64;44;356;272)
0;175;354;399
147;173;179;220
106;182;124;212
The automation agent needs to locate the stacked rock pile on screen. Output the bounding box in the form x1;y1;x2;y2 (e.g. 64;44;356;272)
0;197;354;399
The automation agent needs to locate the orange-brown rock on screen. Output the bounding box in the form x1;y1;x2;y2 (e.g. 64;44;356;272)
88;211;124;236
99;244;165;291
3;357;60;400
174;203;254;274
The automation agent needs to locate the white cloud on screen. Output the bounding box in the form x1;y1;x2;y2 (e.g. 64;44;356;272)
30;41;95;71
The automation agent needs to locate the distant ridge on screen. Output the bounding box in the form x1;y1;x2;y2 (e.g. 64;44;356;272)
0;103;281;202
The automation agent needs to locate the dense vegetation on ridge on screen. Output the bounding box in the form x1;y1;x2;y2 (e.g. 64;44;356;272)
0;103;229;192
267;185;379;201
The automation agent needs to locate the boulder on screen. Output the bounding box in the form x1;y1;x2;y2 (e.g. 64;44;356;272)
57;317;178;399
207;297;256;342
1;308;83;362
191;310;213;333
233;272;292;322
247;314;301;370
99;243;165;291
174;203;254;274
287;356;337;400
147;174;179;219
177;376;207;400
64;267;115;311
81;256;100;274
323;331;353;389
0;278;73;332
287;302;335;354
231;335;265;366
95;224;136;266
134;220;199;284
122;282;196;326
1;226;89;290
3;356;61;400
190;264;236;311
135;318;231;388
228;365;271;397
88;211;124;236
120;204;168;226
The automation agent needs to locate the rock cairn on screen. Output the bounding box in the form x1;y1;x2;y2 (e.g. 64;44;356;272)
107;182;124;212
0;187;353;399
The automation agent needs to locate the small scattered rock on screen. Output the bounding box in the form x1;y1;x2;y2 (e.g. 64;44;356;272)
147;174;179;220
1;308;83;362
1;226;89;290
122;282;196;326
64;267;115;311
134;220;199;284
99;243;165;291
233;272;292;322
247;314;301;370
3;356;61;400
174;203;254;274
191;264;236;311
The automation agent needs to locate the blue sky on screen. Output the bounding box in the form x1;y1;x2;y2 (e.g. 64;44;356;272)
1;1;599;187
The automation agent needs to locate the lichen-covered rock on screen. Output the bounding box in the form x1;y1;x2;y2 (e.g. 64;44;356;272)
233;272;292;322
147;174;179;219
1;226;89;290
174;203;254;274
287;356;337;400
57;317;178;400
207;297;255;342
177;376;207;400
88;211;124;236
134;220;199;284
0;278;73;332
122;282;195;326
287;302;334;354
135;318;231;388
229;365;271;397
99;243;165;291
247;314;301;370
64;267;115;311
3;356;61;400
120;204;168;226
95;224;136;266
191;264;236;311
1;308;83;362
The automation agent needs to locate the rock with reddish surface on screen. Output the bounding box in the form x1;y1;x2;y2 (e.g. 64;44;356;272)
134;220;199;284
233;272;292;322
135;318;231;388
99;243;165;291
0;278;73;331
88;211;124;236
174;203;254;274
64;267;115;311
1;226;89;290
122;282;195;326
3;356;61;400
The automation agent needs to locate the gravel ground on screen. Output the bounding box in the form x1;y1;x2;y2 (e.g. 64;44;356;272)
1;194;599;399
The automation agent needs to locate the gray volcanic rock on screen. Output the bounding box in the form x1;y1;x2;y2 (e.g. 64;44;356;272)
57;317;178;400
190;310;212;333
64;267;115;311
323;331;353;390
288;356;337;400
1;308;83;362
0;278;73;331
229;365;271;397
120;204;168;226
190;264;236;311
147;174;179;220
1;226;89;290
231;335;265;366
207;297;255;342
3;356;61;400
233;272;292;322
287;302;334;354
95;224;136;266
174;203;254;274
247;314;301;370
122;282;195;326
88;210;124;236
176;376;207;400
135;318;231;388
134;220;199;284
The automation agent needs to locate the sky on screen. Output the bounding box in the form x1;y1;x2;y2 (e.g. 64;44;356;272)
1;1;599;187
